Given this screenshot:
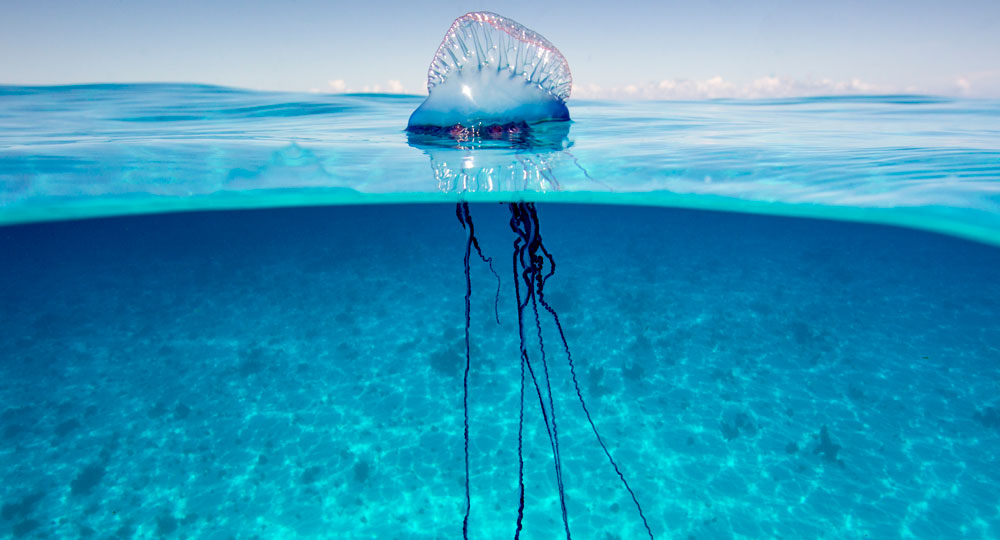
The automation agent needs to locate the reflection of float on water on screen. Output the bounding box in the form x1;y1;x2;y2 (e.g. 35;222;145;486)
406;120;576;193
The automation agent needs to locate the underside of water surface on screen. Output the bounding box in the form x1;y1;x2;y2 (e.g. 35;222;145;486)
2;84;999;246
1;203;999;539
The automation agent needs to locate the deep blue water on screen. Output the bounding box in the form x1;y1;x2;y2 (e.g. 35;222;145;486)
2;205;999;539
1;85;999;539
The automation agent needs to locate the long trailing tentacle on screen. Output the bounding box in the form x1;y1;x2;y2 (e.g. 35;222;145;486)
456;201;505;540
511;234;527;540
459;201;654;540
460;202;502;324
530;289;570;534
536;290;655;539
509;202;572;540
457;203;473;540
525;205;570;533
525;203;655;540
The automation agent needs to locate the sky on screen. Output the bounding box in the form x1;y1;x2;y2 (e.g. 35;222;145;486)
2;0;999;99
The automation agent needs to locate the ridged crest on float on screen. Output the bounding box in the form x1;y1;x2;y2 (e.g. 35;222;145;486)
427;12;572;102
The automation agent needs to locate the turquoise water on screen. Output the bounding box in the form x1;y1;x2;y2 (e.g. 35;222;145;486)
1;85;999;539
3;84;1000;245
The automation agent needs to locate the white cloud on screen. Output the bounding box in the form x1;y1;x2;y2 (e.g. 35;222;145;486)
386;80;406;94
325;79;414;94
956;77;971;94
327;75;985;99
327;79;348;93
571;76;889;100
951;70;1000;97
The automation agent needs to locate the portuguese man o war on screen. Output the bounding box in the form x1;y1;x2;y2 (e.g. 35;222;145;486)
407;11;572;139
417;12;655;540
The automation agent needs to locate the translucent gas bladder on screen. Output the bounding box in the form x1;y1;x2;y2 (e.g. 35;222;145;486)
407;12;572;133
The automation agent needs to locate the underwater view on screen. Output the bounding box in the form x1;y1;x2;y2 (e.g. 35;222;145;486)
0;198;997;540
3;9;1000;540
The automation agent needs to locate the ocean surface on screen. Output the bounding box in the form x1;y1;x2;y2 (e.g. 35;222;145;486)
1;84;999;539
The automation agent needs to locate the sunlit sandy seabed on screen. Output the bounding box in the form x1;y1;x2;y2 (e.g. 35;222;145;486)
1;204;999;539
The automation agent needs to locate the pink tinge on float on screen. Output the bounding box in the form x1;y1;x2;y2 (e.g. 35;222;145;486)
407;12;572;130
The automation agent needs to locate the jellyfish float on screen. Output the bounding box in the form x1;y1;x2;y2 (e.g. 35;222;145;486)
409;12;654;539
407;11;571;139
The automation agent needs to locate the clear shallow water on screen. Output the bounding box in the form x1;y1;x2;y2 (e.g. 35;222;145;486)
2;84;1000;245
1;205;999;540
1;85;999;540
